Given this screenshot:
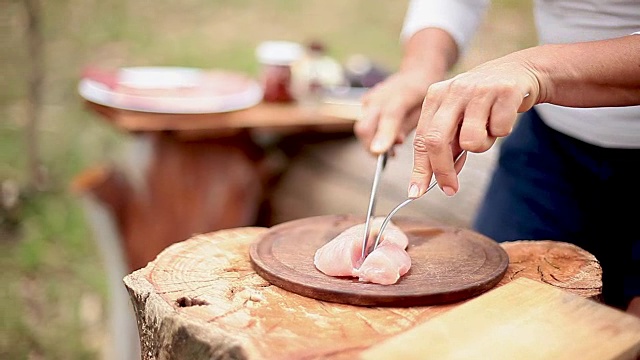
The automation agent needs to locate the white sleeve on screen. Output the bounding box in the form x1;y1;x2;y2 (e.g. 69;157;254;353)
401;0;492;54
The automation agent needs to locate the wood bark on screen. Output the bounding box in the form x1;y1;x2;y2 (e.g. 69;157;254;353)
124;227;602;360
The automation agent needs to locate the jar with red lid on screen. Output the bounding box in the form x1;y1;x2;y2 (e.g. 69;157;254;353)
255;41;304;103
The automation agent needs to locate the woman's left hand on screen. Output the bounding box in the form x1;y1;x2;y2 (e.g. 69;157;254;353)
408;52;542;198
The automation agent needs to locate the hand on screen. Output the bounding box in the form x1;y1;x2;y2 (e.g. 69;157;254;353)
409;52;541;197
354;70;434;155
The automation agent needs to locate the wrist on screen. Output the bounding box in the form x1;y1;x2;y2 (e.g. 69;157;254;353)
400;27;459;83
498;46;550;106
515;44;565;105
399;57;448;84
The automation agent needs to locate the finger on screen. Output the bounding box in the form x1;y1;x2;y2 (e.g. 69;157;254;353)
354;104;380;152
488;90;523;137
370;101;407;154
459;94;496;153
408;85;444;198
396;106;421;143
408;133;434;199
423;97;464;197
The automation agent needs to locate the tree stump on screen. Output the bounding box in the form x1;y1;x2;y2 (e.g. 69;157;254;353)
123;226;602;360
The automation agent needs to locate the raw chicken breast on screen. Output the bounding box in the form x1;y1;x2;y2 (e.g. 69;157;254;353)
314;217;411;284
313;221;367;277
353;242;411;285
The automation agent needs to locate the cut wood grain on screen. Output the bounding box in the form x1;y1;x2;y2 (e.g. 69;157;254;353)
360;277;640;360
498;240;603;299
124;226;602;360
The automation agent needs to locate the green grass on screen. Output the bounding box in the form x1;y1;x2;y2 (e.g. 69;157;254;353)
0;0;534;358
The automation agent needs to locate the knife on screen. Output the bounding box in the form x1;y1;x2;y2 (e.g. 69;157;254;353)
360;152;388;260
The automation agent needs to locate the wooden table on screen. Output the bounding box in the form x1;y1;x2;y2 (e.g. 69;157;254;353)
86;100;360;140
123;225;640;360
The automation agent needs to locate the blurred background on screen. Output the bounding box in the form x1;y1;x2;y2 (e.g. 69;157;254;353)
1;0;535;358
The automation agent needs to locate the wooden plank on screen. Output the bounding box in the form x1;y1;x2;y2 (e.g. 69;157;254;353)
361;277;640;360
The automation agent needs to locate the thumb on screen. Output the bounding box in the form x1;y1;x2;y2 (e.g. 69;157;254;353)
370;118;400;154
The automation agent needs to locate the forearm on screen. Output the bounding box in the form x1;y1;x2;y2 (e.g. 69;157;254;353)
399;27;459;83
525;34;640;107
399;0;491;82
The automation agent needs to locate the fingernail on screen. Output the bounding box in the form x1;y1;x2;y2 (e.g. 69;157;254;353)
408;184;420;198
371;138;386;153
442;186;455;197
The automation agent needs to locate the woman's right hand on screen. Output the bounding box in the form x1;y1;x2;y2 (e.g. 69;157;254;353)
354;69;434;155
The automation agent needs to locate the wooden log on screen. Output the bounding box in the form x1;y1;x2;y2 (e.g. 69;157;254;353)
123;227;602;360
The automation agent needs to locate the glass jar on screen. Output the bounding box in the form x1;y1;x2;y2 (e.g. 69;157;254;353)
255;41;304;103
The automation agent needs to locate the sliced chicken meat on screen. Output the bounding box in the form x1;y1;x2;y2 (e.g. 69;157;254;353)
354;242;412;285
314;217;411;284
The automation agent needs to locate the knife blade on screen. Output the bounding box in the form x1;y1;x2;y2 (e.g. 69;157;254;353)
360;152;388;260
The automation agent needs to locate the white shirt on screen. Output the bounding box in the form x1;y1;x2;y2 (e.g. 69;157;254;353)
402;0;640;148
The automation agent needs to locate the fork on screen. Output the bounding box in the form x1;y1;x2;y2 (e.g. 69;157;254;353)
370;150;468;251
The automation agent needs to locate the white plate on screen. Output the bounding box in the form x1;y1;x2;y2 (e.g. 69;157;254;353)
78;66;264;114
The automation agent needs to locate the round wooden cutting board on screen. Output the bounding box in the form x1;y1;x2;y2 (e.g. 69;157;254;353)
249;214;509;307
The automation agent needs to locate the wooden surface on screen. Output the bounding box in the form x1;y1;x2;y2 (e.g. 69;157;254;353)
85;100;357;139
250;214;509;307
361;277;640;360
124;226;603;360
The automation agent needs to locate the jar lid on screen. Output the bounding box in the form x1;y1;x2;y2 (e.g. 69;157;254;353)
256;41;304;66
